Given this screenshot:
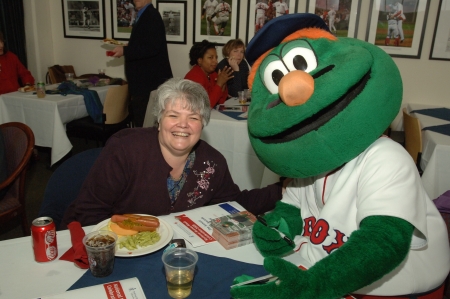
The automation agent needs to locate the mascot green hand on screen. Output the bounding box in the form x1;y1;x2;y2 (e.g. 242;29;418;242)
231;13;450;299
253;201;303;257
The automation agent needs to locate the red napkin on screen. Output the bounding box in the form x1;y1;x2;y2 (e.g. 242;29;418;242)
59;221;89;269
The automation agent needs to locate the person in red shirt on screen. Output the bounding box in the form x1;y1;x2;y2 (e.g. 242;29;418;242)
0;31;35;95
184;40;233;107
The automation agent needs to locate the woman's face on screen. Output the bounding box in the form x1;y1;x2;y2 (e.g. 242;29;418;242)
229;46;244;65
197;48;218;75
158;100;203;158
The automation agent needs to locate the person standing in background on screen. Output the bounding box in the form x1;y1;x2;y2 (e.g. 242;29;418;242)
273;0;289;18
328;6;337;34
392;1;405;43
202;0;219;35
124;1;136;27
112;0;173;127
0;31;35;95
255;1;269;32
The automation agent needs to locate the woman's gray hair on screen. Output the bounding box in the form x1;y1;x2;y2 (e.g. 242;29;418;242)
153;78;211;126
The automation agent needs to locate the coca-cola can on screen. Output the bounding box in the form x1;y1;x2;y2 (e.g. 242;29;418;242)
31;217;58;262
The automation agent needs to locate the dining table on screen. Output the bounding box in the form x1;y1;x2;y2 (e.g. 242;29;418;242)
406;103;450;200
0;84;114;166
0;207;270;299
201;98;279;191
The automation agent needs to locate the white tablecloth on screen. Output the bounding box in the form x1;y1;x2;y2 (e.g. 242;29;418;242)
0;85;112;165
201;99;279;190
0;213;264;299
407;103;450;200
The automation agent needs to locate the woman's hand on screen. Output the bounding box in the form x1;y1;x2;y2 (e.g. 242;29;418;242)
228;57;239;71
216;66;234;88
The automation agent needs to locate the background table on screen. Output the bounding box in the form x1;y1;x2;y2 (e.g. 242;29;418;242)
201;99;279;190
0;213;265;299
0;85;112;165
407;103;450;200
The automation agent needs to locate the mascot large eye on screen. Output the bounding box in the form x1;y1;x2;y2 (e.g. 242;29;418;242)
282;47;317;73
263;60;289;94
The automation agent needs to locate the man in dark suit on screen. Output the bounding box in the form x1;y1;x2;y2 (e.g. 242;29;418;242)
112;0;173;127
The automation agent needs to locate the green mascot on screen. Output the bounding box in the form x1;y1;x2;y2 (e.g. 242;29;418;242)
230;13;449;299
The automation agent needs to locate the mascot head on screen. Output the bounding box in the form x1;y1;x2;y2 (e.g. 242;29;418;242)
246;13;402;178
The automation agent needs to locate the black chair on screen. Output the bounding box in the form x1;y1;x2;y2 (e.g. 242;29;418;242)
37;148;102;230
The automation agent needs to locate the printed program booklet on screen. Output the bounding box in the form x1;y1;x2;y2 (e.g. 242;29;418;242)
211;211;257;250
170;201;245;247
36;277;146;299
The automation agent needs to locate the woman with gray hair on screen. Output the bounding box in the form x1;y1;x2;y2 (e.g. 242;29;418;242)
61;78;284;228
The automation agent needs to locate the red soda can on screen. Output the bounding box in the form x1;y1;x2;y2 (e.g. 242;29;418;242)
31;217;58;262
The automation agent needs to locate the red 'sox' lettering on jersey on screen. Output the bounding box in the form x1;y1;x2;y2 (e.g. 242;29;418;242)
302;216;316;237
323;229;346;254
310;219;330;245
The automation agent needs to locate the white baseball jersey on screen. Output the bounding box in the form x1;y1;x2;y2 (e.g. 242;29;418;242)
203;0;219;17
256;2;269;16
393;2;406;21
273;1;288;17
281;137;450;295
214;2;231;18
214;2;231;24
328;9;336;20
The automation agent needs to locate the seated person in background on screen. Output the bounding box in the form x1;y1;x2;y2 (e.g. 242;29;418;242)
61;78;284;229
217;38;249;98
184;40;233;108
0;31;35;95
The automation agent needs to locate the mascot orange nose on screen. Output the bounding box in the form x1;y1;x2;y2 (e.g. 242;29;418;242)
278;70;315;106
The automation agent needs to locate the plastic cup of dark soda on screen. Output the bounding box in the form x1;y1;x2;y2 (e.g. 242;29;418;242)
83;231;117;277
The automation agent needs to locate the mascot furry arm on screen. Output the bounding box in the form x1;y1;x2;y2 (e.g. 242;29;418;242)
230;14;449;299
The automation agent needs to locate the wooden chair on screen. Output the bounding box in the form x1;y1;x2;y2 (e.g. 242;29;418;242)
403;108;423;175
66;84;131;146
47;65;77;84
0;122;35;236
46;64;112;85
143;90;158;128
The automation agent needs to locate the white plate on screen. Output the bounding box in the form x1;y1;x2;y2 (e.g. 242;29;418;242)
92;216;174;257
102;41;125;48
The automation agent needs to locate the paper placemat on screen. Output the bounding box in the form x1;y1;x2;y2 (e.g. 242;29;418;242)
68;249;267;299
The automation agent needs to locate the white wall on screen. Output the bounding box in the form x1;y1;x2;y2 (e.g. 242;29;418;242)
23;0;449;128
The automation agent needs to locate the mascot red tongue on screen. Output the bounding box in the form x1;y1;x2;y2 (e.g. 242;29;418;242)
230;13;450;299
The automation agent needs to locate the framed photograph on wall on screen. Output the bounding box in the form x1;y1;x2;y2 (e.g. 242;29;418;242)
366;0;430;58
246;0;297;44
62;0;106;39
429;0;450;60
307;0;361;38
110;0;135;40
157;1;187;44
194;0;240;46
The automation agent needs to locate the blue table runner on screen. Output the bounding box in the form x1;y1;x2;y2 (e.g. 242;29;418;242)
219;111;247;121
411;108;450;122
68;248;267;299
423;124;450;137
